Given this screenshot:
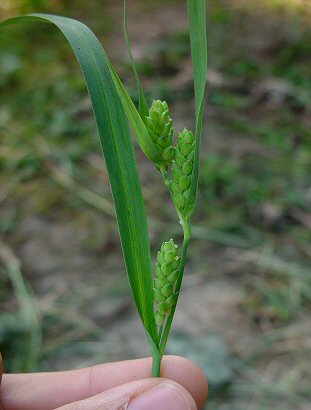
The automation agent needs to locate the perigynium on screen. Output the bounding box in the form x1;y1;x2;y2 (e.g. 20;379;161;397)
0;0;207;377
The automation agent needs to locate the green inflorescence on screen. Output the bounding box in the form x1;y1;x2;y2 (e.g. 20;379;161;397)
145;100;175;171
154;239;180;326
146;103;195;326
170;128;195;214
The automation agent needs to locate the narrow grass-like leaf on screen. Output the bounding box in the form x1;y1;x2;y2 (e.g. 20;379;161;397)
123;0;149;119
108;61;160;164
185;0;207;219
0;14;159;345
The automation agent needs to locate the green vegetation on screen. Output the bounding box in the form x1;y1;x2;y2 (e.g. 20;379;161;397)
0;0;207;377
0;0;310;408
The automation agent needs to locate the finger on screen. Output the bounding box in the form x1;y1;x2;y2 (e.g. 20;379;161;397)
1;355;207;410
56;378;197;410
0;352;2;385
0;352;5;410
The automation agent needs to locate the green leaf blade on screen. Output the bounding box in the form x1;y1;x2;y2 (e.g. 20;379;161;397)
185;0;208;219
123;0;149;119
0;13;158;344
108;61;160;164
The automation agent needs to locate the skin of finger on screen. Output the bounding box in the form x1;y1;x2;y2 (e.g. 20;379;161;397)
0;353;2;385
0;352;6;410
0;352;2;407
55;378;197;410
1;355;207;410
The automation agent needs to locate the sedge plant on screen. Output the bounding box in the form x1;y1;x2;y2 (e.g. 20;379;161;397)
0;0;207;377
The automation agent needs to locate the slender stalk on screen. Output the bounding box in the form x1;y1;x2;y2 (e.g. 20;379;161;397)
159;219;192;356
152;353;162;377
158;323;164;340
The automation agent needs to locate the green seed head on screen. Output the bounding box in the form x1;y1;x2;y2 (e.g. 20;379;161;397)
180;142;193;156
150;109;160;123
161;262;171;276
154;288;166;303
179;128;195;145
145;100;175;170
183;189;190;201
173;193;186;209
154;238;180;325
155;262;161;274
170;128;195;214
158;301;170;315
161;283;173;297
157;252;165;266
154;277;167;289
162;239;178;256
172;165;183;181
171;258;180;270
179;175;191;190
167;269;179;283
162;146;175;162
176;153;184;168
166;294;177;308
155;311;165;326
182;160;193;175
164;251;176;263
170;180;182;195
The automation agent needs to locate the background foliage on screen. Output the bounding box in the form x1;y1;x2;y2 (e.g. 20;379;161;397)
0;0;310;409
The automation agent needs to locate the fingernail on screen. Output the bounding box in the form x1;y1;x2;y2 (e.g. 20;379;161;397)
127;382;194;410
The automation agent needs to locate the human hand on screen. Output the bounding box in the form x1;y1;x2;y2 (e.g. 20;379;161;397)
0;353;208;409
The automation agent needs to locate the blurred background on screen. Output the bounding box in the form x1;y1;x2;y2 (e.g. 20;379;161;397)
0;0;310;408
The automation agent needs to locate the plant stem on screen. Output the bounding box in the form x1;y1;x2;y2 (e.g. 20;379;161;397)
151;351;162;377
158;324;164;340
159;219;191;356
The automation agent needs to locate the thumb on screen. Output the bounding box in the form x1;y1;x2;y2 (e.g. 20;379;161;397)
56;378;197;410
